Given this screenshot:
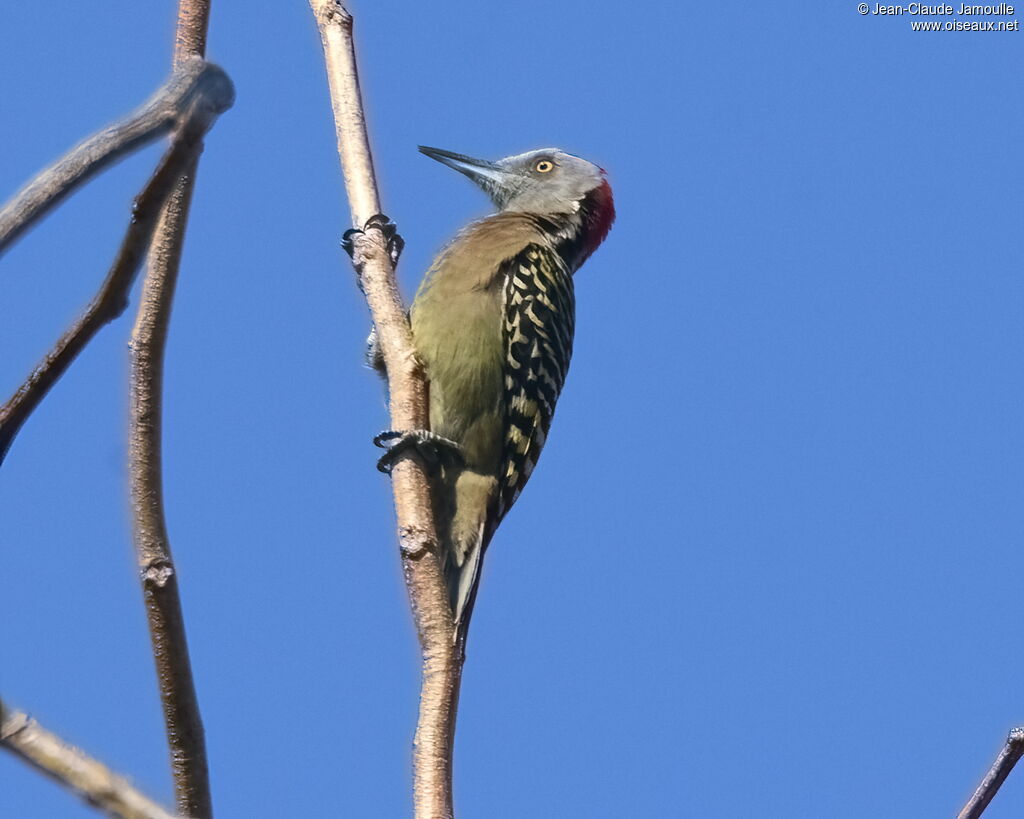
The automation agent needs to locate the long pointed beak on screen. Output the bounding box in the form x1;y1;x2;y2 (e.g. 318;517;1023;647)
418;146;515;194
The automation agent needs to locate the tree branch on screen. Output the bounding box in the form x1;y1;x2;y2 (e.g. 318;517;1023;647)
957;727;1024;819
0;57;227;258
0;700;181;819
308;3;461;817
127;2;216;817
0;64;234;466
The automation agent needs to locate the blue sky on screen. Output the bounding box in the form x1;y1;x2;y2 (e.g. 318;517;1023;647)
2;1;1023;816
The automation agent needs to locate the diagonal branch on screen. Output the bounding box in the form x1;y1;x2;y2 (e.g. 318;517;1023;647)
957;727;1024;819
127;2;215;818
0;700;180;819
0;67;234;466
0;57;228;258
309;3;460;818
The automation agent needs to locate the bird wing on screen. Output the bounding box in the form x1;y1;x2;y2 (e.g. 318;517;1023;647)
492;242;576;527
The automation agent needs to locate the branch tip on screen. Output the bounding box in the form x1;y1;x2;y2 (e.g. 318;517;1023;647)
313;0;353;28
957;725;1024;819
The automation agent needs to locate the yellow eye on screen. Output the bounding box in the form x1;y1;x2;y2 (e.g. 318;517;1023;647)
534;159;554;173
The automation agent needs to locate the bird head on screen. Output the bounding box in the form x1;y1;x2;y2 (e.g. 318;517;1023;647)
419;145;609;216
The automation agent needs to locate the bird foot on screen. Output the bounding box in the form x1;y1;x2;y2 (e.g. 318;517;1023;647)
373;429;463;474
342;213;404;269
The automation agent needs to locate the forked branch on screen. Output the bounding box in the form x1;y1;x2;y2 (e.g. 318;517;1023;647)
0;57;228;258
308;2;461;817
0;62;233;466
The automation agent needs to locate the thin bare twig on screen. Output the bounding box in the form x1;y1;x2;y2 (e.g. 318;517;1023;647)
0;700;181;819
0;68;234;466
127;2;215;817
957;727;1024;819
309;2;460;817
0;57;226;258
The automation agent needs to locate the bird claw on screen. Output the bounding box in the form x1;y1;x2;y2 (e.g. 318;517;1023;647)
342;213;404;268
373;429;464;474
366;214;405;267
364;326;385;375
340;227;361;259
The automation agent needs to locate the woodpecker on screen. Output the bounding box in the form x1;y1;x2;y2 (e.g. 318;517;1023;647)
375;146;614;640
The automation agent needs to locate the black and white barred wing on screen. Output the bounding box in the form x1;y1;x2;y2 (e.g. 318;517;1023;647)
494;243;576;523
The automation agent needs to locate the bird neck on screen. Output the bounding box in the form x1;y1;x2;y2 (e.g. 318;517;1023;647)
529;180;615;273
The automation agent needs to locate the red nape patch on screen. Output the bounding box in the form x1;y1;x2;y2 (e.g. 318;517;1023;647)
583;179;616;258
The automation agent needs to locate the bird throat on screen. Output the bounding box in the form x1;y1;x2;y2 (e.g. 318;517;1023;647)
537;180;616;273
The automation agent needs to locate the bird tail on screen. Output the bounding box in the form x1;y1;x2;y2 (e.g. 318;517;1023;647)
440;469;499;644
444;522;485;642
